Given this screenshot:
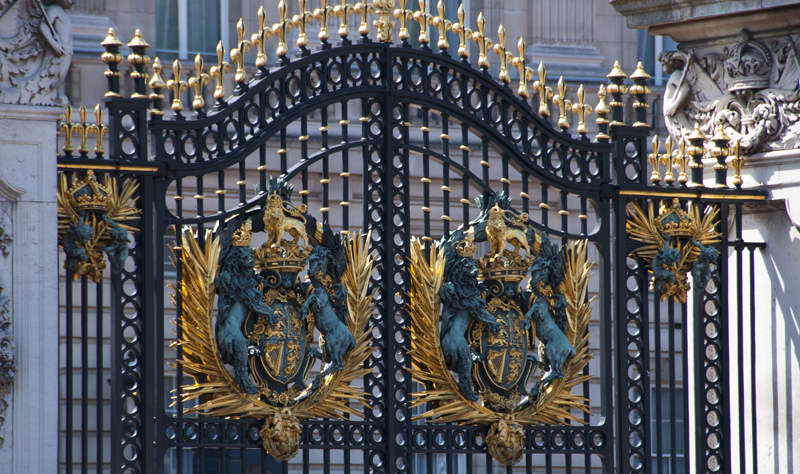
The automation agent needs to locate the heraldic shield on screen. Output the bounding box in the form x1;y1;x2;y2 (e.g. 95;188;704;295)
171;178;376;461
408;191;595;466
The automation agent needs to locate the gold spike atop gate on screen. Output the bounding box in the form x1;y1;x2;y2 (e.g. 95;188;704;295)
95;2;653;139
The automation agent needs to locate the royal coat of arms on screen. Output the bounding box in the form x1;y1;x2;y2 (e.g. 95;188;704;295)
407;191;595;466
626;198;721;302
172;178;375;460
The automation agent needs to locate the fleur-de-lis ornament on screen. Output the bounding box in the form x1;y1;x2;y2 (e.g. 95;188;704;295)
210;41;231;102
452;4;472;59
294;0;314;49
334;0;355;40
76;105;90;156
532;62;553;117
492;25;513;85
649;136;663;184
87;105;108;156
675;137;688;186
472;12;491;69
252;7;274;69
315;0;335;42
511;37;534;99
167;59;189;113
274;0;295;59
59;104;75;155
552;76;572;130
394;0;413;43
413;0;434;46
189;54;210;111
432;0;451;51
571;84;593;136
662;136;675;185
230;19;252;86
354;2;374;37
148;57;166;116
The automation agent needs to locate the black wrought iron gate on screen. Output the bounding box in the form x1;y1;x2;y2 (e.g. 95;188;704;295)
57;5;767;473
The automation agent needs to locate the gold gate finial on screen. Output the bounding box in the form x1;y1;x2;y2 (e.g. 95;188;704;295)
413;0;433;46
148;57;166;116
675;137;688;185
335;1;355;40
75;105;90;156
231;19;252;85
552;77;572;130
101;28;124;98
274;1;295;58
649;136;663;184
432;1;452;50
731;140;745;189
394;0;413;42
662;136;675;185
572;84;592;136
210;42;231;102
294;0;314;49
315;0;335;42
127;29;151;99
493;25;512;85
354;2;374;37
87;105;108;156
189;54;210;111
59;104;74;155
532;62;553;117
472;12;491;69
252;7;274;69
511;38;534;99
452;4;472;59
167;59;188;113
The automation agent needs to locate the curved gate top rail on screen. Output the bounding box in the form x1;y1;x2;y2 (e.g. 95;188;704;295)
55;2;771;474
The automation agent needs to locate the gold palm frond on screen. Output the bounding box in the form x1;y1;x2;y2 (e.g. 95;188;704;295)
625;201;663;264
171;228;375;421
407;238;594;426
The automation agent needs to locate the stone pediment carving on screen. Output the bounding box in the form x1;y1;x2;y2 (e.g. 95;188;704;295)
659;30;800;154
0;0;74;105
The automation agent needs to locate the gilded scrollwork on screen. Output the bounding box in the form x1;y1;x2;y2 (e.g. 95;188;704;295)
173;177;376;461
408;191;595;466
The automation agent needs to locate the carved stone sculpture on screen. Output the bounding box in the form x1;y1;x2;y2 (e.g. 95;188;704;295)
0;0;74;105
659;30;800;153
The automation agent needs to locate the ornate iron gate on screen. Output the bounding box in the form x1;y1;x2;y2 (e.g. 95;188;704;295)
57;3;767;473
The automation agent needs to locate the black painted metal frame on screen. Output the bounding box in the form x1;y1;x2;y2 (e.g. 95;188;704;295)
57;38;768;474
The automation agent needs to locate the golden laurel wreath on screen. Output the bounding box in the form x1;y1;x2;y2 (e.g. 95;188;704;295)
171;228;375;459
407;239;594;464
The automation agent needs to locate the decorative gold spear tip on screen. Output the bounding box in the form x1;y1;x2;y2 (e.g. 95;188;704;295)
413;0;433;45
89;105;108;155
189;54;210;111
166;59;188;113
493;24;511;84
662;135;675;184
210;41;231;101
572;84;592;135
452;3;472;59
432;0;452;50
511;37;533;99
649;135;662;184
394;0;413;42
472;11;491;69
552;76;572;130
532;62;553;118
274;0;294;57
315;0;333;42
731;140;744;188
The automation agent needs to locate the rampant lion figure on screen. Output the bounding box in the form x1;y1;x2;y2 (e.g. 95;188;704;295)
299;226;354;387
651;240;681;295
526;234;574;389
215;227;276;394
102;216;129;274
439;232;498;401
63;214;93;273
691;238;719;291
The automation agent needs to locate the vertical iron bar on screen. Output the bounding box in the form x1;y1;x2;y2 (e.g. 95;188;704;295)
668;299;677;472
654;291;663;472
749;246;758;474
734;204;745;474
682;301;690;474
96;279;104;472
441;115;450;238
81;275;89;473
66;273;73;471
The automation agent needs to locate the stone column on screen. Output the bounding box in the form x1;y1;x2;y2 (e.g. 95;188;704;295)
0;105;62;474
